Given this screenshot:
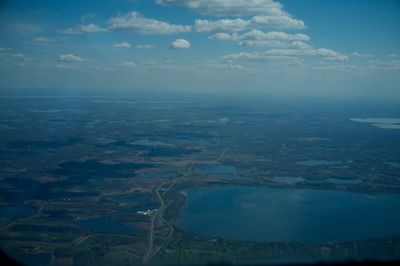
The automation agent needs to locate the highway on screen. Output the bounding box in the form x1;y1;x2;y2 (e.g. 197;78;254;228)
143;165;193;263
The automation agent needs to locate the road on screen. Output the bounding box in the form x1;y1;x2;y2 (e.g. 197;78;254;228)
143;165;193;263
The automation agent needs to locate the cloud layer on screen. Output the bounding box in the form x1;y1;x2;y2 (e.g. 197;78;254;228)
59;23;105;34
58;54;86;62
210;29;310;48
107;11;191;34
114;42;131;48
158;0;305;29
223;47;348;61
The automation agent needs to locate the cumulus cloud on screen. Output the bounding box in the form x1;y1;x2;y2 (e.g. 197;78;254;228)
136;44;154;49
209;32;240;41
59;11;191;36
0;47;28;61
209;29;310;48
241;30;309;42
222;52;262;60
223;47;348;61
158;0;286;17
195;16;304;32
250;15;305;29
114;42;131;48
351;52;373;58
197;62;244;71
240;30;309;47
291;41;312;50
58;54;86;62
195;18;250;32
107;11;191;34
158;0;305;29
10;53;27;60
170;39;191;49
59;23;106;34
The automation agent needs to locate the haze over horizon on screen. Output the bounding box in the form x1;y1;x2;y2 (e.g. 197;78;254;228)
0;0;399;99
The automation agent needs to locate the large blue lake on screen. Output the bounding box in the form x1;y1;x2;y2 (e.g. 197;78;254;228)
178;187;400;243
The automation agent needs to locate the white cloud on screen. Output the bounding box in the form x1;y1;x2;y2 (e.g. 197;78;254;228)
311;62;362;73
126;59;246;73
170;39;191;49
222;52;263;60
195;16;304;32
388;54;398;58
59;23;105;34
209;32;240;41
223;47;348;61
58;54;86;62
209;29;310;48
195;18;250;32
33;36;55;43
241;30;309;42
240;30;309;47
114;42;131;48
0;47;9;56
307;48;349;61
0;47;28;61
158;0;305;29
10;53;27;60
197;62;244;71
107;11;191;34
73;24;105;33
250;15;305;29
136;44;154;49
141;60;185;70
241;40;299;48
351;52;373;58
291;41;312;50
158;0;286;17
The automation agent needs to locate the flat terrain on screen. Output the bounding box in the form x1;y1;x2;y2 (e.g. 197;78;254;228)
0;95;400;265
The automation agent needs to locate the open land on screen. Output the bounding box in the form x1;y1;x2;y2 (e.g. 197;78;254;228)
0;95;400;265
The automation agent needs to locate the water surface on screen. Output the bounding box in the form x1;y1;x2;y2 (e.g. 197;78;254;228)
0;205;36;219
385;161;400;168
178;187;400;243
79;217;139;235
129;139;173;146
296;160;345;166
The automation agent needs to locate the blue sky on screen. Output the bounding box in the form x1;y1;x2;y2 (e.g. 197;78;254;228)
0;0;399;98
